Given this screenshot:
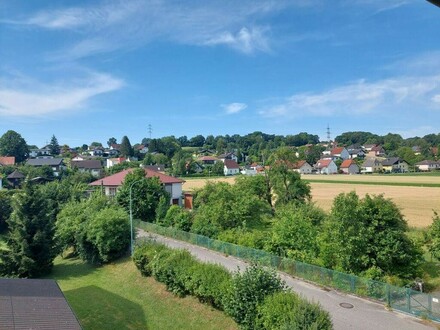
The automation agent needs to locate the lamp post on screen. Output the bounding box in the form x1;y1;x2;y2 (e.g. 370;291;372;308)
129;179;143;255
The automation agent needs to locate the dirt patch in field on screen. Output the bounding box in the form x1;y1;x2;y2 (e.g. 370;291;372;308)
183;176;439;228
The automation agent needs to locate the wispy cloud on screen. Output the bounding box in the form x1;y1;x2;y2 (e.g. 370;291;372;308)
6;0;300;57
222;102;248;114
0;72;124;117
259;75;440;119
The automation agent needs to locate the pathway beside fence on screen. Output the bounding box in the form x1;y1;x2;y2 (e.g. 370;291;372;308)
136;221;440;325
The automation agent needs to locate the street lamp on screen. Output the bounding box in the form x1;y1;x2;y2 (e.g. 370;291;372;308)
129;179;144;255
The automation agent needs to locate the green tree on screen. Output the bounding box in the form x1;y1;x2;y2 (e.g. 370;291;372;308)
116;169;169;222
0;130;29;163
120;135;134;157
0;184;56;277
48;134;60;155
0;190;13;232
320;192;422;280
267;203;325;263
107;137;117;147
427;212;440;260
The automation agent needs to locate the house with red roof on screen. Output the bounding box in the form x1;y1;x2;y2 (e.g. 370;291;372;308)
340;159;360;174
0;156;15;166
326;147;350;160
223;159;240;176
90;168;185;205
314;159;337;174
291;160;313;174
198;156;218;165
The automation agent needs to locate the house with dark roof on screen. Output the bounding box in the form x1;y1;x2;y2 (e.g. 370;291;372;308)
218;152;238;163
381;157;409;173
340;159;360;174
0;278;82;329
415;160;440;172
71;160;103;177
198;156;218;165
291;160;313;174
223;159;240;176
26;158;66;176
89;168;185;205
7;170;25;188
361;158;382;174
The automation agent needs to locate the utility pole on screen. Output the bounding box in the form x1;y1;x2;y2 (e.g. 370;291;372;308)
148;124;152;140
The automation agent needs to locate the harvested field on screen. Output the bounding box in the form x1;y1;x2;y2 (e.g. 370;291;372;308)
183;176;440;228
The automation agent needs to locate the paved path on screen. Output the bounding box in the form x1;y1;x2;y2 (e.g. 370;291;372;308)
137;229;436;330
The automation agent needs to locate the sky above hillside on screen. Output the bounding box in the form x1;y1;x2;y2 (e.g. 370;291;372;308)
1;0;439;147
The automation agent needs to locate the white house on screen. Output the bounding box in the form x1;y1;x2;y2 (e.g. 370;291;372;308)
89;168;185;205
291;160;313;174
415;160;440;172
361;158;383;174
315;159;338;174
223;159;240;176
106;157;127;168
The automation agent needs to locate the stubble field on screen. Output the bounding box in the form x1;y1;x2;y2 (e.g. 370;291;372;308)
183;175;440;228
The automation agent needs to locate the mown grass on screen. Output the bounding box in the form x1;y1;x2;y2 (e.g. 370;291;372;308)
49;256;237;330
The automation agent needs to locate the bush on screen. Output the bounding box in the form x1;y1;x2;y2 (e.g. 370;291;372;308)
223;264;286;330
188;262;232;309
132;241;167;276
256;292;332;330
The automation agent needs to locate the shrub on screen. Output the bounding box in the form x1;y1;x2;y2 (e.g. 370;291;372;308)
132;241;167;276
223;263;286;330
188;262;232;309
256;291;332;330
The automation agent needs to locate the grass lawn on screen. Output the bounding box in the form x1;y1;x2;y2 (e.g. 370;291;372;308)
49;256;237;330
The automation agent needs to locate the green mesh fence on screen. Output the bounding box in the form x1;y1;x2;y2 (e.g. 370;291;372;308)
135;221;440;323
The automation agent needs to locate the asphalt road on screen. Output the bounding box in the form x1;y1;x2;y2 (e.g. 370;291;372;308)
137;229;436;330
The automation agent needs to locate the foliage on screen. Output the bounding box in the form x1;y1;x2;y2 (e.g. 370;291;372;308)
223;263;286;330
267;203;325;263
427;212;440;260
48;134;60;155
155;195;170;223
256;291;332;330
0;183;56;277
0;190;14;232
319;191;423;280
159;205;193;232
56;193;129;264
116;168;170;222
217;228;269;250
191;181;272;237
120;135;134;157
107;137;117;147
132;241;168;276
0;130;29;163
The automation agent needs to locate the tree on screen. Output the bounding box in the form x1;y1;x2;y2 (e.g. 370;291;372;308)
320;192;422;280
0;130;29;163
107;137;117;147
120;136;133;157
116;169;170;222
48;134;60;155
427;212;440;260
0;184;56;277
0;190;13;232
189;135;205;147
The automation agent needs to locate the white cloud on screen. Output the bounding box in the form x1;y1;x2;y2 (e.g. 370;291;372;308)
204;27;270;54
222;102;248;114
433;95;440;103
0;72;124;117
259;75;440;119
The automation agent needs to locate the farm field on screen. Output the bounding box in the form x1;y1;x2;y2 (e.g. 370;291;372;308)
183;175;440;228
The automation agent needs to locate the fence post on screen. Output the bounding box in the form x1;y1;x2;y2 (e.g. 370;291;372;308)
407;288;411;313
386;284;391;307
350;275;355;293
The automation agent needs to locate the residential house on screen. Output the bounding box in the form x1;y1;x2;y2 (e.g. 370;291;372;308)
7;170;25;188
314;159;338;174
361;158;383;174
218;152;238;163
223;159;240;176
415;160;440;172
241;166;257;176
137;145;149;154
329;147;350;160
340;159;360;174
412;146;422;155
89;168;184;205
0;156;15;166
106;157;127;168
363;144;377;152
291;160;313;174
381;157;409;173
198;156;218;165
87;147;104;157
71;160;103;177
29;146;51;158
367;145;386;158
346;145;365;159
26;158;66;176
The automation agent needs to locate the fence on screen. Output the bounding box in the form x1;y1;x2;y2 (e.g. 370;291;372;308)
135;221;440;323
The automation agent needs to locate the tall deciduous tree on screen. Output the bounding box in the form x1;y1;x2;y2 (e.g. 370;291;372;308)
0;184;56;277
120;135;133;157
320;191;422;280
0;130;29;163
107;137;117;147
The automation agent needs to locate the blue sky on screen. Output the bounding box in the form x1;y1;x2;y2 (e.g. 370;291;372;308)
1;0;439;147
